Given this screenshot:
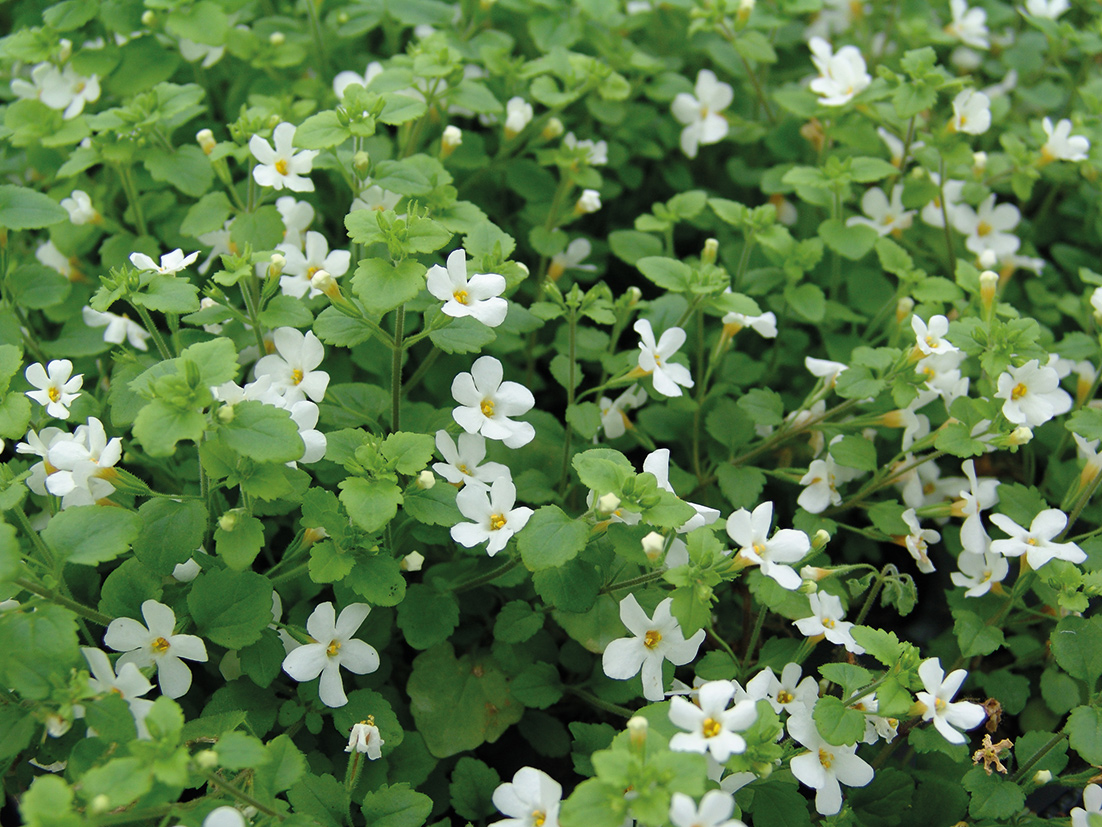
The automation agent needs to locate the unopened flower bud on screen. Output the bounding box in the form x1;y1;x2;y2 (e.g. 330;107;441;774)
401;551;425;572
979;249;998;269
194;749;219;769
597;492;621;515
801;564;831;581
626;286;642;305
217;404;236;424
641;531;665;561
516;261;530;277
799;579;818;594
441;125;462;157
627;715;648;748
973;151;987;172
303;526;329;545
542;117;564;140
575;189;601;215
1009;426;1033;445
737;0;755;24
219;511;240;532
58;39;73;62
701;238;719;265
140;9;155;25
268;252;285;279
269;31;285;45
1032;770;1052;785
812;529;830;551
980;269;998;311
310;268;336;295
417;469;435;490
353;150;370;172
89;795;111;815
895;296;914;323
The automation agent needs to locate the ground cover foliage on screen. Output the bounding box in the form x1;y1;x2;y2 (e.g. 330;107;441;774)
2;0;1102;824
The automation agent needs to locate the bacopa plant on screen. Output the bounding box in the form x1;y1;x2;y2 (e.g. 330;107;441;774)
1;0;1102;825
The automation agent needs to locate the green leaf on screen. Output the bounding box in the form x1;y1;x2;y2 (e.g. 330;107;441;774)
566;402;602;439
352;258;426;316
738;388;784;427
572;448;634;493
560;778;629;827
346;554;406;607
41;506;141;566
511;662;563;709
819;218;878;260
813;695;866;746
0;604;79;699
84;693;138;743
259;295;314;329
132;400;208;457
214;731;269;770
239;629;286;688
1041;668;1082;715
954;610;1005;657
429;315;497;354
849;157;899;182
142;145;213;197
340;478;403;534
254;734;307;795
220;401;304;463
742;778;812;827
214;513;266;570
381;432;435;475
715;465;766;511
829;435;878;472
850;626;902;666
608;230;662;265
397;584;460;650
1052;615;1102;687
963;767;1025;820
518;506;591;571
20;776;80;827
450;758;501;821
361;783;433;827
8;263;71;309
295;111;351;149
834;367;885;400
784;282;825;323
181;192;234;238
935;421;989;458
187;568;273;648
533;560;601;612
1067;705;1102;764
636;257;691;292
0;184;67;229
494;600;543;643
403;485;461;526
230;206;284;251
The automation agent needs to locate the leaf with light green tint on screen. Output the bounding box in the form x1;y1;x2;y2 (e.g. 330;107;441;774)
214;513;265;570
188;568;273;648
219;401;304;463
819;218;878;260
41;505;141;566
352;258;426;316
361;783;433;827
340;478;403;534
0;184;68;229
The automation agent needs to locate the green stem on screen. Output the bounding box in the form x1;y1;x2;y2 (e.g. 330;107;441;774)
560;309;578;493
391;305;405;431
117;166;148;236
1009;731;1066;783
131;304;174;361
742;603;768;670
565;686;633;718
853;565;891;627
10;502;55;569
600;569;668;594
303;0;329;78
15;578;113;626
403;347;441;395
202;770;286;820
451;557;520;593
938;155;957;278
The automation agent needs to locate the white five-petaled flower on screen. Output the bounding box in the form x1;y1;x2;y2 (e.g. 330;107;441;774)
22;416;122;508
250;122;319;192
805;356;849;387
333;61;383;100
946;0;989;48
950;89;992;135
915;657;986;743
726;502;810;590
955;459;1000;555
451;477;533;557
490;767;562;827
1070;784;1102;827
671;69;733;159
79;647;155;739
669;791;746;827
808;37;871;106
643;448;720;533
104;600;208;699
759;662;819;716
281;602;380;708
129;248;199;275
504;97;534;137
798;456;846;513
575;189;602;214
11;62;100;119
951;550;1009;597
598;385;648;439
634;318;694;398
1041;117;1090;162
921;175;966;229
427;249;508;327
911;315;958;357
451;356;536;449
669;679;758;762
793;592;864;653
61;190;100;225
723;309;778;338
602;594;705;701
1025;0;1070;18
277;231;350;299
548;238;597;281
788;710;874;815
994;359;1072;427
952;195;1021;259
433;430;510;489
562;133;608;166
901;508;939;573
989;508;1086;569
847;184;915;237
345;718;384;758
287;400;326;466
352;185;402;213
254;328;330;404
25;360;83;419
276;196;315;248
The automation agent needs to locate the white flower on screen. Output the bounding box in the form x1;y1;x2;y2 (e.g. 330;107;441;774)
36;240;78;280
956;459;999;555
877;127;923;167
345;719;384;758
989;509;1086;569
198;807;246;827
921;176;966;229
847;184;915;236
946;0;989;48
426;249;508;327
761;662;819;716
788;710;874;815
198;221;234;276
669;791;746;827
793;592;864;653
669;680;757;762
254;328;330;403
1071;784;1102;827
433;430;510;489
950;550;1009;597
351;185;402;213
451;356;536;449
911;315;957;357
562;133;608;166
442;125;463;153
602;594;705;701
26;63;100;119
723;309;777;338
281;602;380;708
1041;117;1090;162
288;401;326;465
172;557;202;582
36;417;122;508
250;122;318;192
79;647;155;739
634;319;693;398
952;195;1021;259
179;38;225;68
949;89;991;135
504;97;534;137
333;61;383;99
1025;0;1069;18
901;508;939;573
25;360;82;419
129;248;200;277
277;231;350;299
575;189;602;214
104;600;208;699
548;238;597;281
805;356;848;387
61;190;99;225
491;767;562;827
994;359;1072;427
451;477;533;556
915;658;986;743
798;457;844;513
643;448;720;532
598;385;648;439
671;69;733;159
726;502;810;590
276;196;315;248
808;37;871;106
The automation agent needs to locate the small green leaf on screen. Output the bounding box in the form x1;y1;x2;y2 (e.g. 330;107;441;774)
819;218;878;260
0;184;68;229
813;695;866;746
340;478;403;534
214;513;266;570
187;568;273;648
361;783;433;827
518;506;590;571
829;435;877;472
41;506;141;566
397;585;460;650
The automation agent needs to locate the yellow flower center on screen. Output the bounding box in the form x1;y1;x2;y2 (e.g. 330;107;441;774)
152;637;171;654
935;698;947;712
480;398;494;417
532;811;546;827
275;159;289;175
1011;382;1028;400
643;629;662;649
819;748;834;769
753;542;767;555
822;618;836;629
489;513;507;531
1026;537;1038;545
307;265;320;278
777;690;794;705
702;718;722;738
326;639;341;657
977;220;992;237
458;463;470;476
292;368;304;385
48;386;61;402
453;289;469;305
881;213;896;226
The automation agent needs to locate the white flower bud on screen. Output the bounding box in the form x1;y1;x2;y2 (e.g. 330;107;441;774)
140;9;156;25
269;31;285;45
701;238;719;265
641;531;665;561
575;189;601;214
627;715;648;748
89;795;111;815
401;551;425;572
812;530;831;551
1009;426;1033;445
303;526;329;545
979;249;998;269
310;268;336;295
194;749;219;769
353;150;370;172
973;150;988;171
597;492;621;514
441;125;462;157
417;469;435;490
626;286;642;305
542;117;564;140
58;39;73;62
268;252;285;278
1032;770;1052;784
896;296;914;323
218;511;239;532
